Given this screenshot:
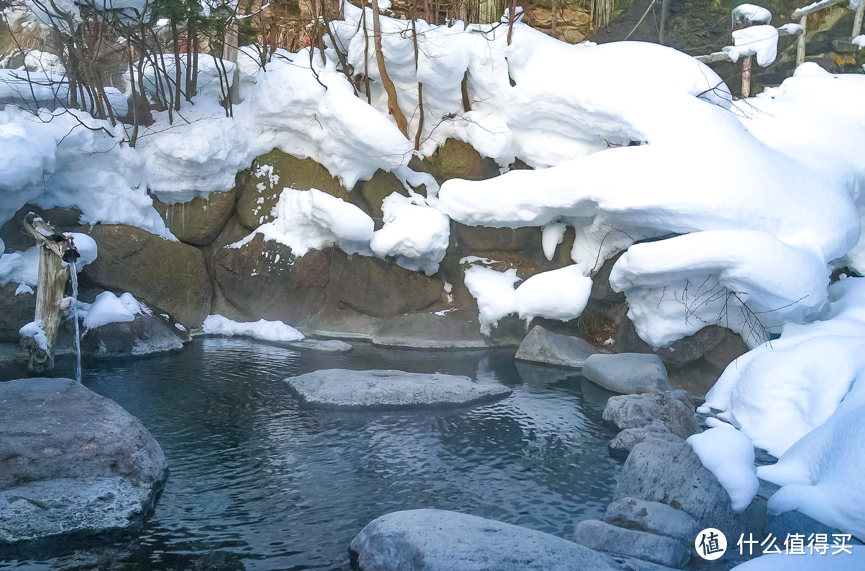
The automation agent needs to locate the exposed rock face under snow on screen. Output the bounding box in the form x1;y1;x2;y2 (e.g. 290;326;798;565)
285;370;511;410
514;325;599;368
582;353;671;394
349;509;674;571
572;519;690;568
0;378;167;544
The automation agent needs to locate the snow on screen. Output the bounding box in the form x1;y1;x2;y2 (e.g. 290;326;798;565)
853;35;865;49
0;246;39;287
687;418;759;513
732;4;772;26
541;222;567;261
202;314;304;343
23;50;66;75
234;188;374;257
464;264;593;334
0;69;128;117
370;194;451;275
731;548;865;570
18;319;49;351
732;25;779;67
15;284;34;295
78;291;142;329
778;23;805;35
64;232;98;268
698;278;865;538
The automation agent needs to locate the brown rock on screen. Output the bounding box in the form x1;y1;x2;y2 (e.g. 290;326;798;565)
0;283;37;342
413;139;500;184
355;169;409;229
329;253;444;319
236;149;368;230
212;233;329;324
152;188;236;247
80;224;211;328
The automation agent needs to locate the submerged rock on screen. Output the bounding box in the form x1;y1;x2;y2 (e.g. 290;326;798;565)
287;338;353;352
349;509;675;571
572;519;689;568
582;353;671;394
514;325;599;368
0;378;167;545
285;369;511;410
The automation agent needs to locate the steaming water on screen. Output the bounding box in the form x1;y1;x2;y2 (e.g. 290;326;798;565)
0;338;622;570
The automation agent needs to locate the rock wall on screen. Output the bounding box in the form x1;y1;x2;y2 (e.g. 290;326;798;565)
0;138;745;383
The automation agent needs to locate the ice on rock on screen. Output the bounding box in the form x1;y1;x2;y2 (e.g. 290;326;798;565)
234;188;374;257
541;222;567;261
203;314;304;343
464;264;592;334
687;418;759;513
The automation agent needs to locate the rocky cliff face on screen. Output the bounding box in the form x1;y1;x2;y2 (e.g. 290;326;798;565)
0;139;745;383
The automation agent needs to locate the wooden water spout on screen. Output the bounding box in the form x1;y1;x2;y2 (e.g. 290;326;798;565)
20;213;80;373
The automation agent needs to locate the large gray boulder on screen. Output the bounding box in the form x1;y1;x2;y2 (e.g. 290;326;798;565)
582;353;670;394
603;497;700;545
572;520;689;568
286;370;511;410
0;378;168;544
515;325;599;368
603;392;700;440
349;509;676;571
613;439;743;538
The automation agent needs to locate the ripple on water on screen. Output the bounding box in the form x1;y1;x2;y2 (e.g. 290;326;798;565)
0;338;622;570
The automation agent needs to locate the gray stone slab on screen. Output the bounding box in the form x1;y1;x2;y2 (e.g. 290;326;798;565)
349;509;672;571
285;369;511;410
572;520;689;568
515;326;599;368
604;497;700;545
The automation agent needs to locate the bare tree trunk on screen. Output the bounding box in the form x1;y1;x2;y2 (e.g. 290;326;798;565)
370;0;409;136
411;5;424;150
172;21;183;111
185;21;193;100
508;0;516;45
461;71;470;111
362;6;372;104
551;0;557;36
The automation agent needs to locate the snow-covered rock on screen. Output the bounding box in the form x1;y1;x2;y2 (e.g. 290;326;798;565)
203;314;304;343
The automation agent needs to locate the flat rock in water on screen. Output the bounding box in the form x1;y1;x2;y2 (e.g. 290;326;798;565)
349;509;676;571
572;519;689;568
287;338;353;352
0;378;167;545
603;497;700;545
285;369;511;410
582;353;671;394
515;325;599;368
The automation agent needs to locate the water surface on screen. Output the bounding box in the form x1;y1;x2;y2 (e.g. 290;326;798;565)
1;338;622;570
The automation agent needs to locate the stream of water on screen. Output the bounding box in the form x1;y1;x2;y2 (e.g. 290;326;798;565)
68;260;81;384
0;338;622;570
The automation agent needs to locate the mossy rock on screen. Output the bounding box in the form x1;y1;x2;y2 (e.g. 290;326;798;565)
0;283;36;342
411;139;500;184
152;188;236;247
328;253;444;319
79;224;211;328
355;170;409;229
236;149;369;230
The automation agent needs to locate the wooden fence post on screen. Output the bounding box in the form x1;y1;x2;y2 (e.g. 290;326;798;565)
797;14;808;66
